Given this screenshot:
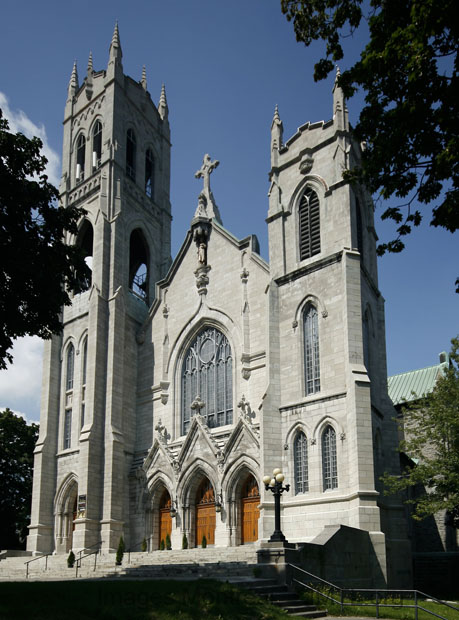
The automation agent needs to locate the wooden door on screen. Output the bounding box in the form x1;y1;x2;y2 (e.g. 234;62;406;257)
195;479;216;546
241;476;260;544
158;490;172;548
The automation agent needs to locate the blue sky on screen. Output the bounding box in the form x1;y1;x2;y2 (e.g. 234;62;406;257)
0;0;457;423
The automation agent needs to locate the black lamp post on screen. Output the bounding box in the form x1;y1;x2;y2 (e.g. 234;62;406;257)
263;468;290;543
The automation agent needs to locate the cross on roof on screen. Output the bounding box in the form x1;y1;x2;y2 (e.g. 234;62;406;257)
195;154;219;194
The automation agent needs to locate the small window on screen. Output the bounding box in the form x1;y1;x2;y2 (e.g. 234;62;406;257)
294;431;309;494
322;425;338;490
66;344;75;392
303;304;320;395
299;187;320;260
92;121;102;170
64;409;72;450
145;148;154;198
76;134;86;183
126;128;136;180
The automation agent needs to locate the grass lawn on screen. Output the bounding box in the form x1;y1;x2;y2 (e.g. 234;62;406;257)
0;579;290;620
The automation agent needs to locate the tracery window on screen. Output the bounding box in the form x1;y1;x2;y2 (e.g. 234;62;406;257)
299;187;320;260
66;344;75;392
92;121;102;170
181;327;233;434
303;304;320;395
322;425;338;490
126;128;136;180
145;148;154;198
64;409;72;450
294;431;309;494
76;134;86;182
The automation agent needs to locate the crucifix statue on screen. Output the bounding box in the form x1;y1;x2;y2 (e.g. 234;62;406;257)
195;154;219;195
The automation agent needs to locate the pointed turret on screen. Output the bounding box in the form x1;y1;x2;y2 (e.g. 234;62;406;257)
271;105;283;167
85;51;94;100
158;83;169;121
109;22;122;61
333;66;349;131
67;61;79;99
141;65;147;91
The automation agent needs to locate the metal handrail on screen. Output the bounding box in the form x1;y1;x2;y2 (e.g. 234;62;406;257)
76;540;104;564
127;538;149;564
287;563;459;620
24;553;52;579
74;540;104;578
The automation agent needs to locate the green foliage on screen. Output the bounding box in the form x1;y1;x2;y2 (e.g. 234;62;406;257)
165;533;171;550
281;0;458;290
0;409;39;549
0;110;88;369
141;537;147;552
382;336;459;520
182;533;188;549
67;551;75;568
116;536;125;565
201;535;207;548
160;538;165;550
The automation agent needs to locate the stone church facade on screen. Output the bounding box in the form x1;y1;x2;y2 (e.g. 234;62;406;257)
27;26;411;586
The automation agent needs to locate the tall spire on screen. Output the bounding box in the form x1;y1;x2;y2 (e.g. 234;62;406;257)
67;61;79;98
333;65;349;131
87;51;93;73
141;65;147;91
85;51;94;100
158;83;169;121
271;104;283;167
109;21;122;61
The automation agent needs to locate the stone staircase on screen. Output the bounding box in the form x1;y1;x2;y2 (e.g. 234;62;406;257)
242;579;328;618
0;546;259;582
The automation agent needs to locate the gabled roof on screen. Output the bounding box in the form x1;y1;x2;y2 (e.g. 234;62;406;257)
387;353;449;405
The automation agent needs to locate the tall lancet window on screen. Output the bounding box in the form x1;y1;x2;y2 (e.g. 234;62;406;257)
145;148;154;198
303;304;320;395
92;121;102;170
181;327;233;435
294;431;309;494
322;425;338;490
299;187;320;260
126;128;136;180
80;338;88;430
64;343;75;450
66;343;75;392
76;134;86;183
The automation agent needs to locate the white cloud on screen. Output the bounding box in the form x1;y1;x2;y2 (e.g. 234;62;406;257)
0;336;43;424
0;92;61;186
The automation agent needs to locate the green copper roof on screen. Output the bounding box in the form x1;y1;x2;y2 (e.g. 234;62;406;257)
387;353;449;406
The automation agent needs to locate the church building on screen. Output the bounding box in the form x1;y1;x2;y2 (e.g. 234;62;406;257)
27;26;411;586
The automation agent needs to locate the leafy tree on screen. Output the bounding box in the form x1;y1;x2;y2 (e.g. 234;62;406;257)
382;337;459;520
0;110;88;369
0;409;39;549
281;0;458;289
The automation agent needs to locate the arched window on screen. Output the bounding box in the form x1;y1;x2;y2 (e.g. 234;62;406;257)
129;229;149;302
294;431;309;494
92;121;102;170
66;344;75;392
145;148;154;198
181;327;233;434
75;220;94;293
126;128;136;180
299;187;320;260
76;134;86;182
322;425;338;490
80;338;87;429
303;304;320;395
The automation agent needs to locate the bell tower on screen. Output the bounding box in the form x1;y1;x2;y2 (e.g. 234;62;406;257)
28;24;172;553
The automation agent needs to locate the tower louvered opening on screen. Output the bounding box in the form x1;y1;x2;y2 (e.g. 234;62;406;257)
299;188;320;260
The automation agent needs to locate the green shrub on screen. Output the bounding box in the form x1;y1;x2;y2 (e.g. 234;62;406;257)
160;538;165;550
67;550;75;568
182;533;188;549
201;535;207;549
141;537;147;552
116;536;125;565
166;533;171;550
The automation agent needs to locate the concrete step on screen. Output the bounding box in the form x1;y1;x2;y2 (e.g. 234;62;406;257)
240;581;328;619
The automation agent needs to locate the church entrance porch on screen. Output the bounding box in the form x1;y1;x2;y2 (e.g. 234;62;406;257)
55;477;78;553
241;475;260;544
195;478;216;546
158;489;172;548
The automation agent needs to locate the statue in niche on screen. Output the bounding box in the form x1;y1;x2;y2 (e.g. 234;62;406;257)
198;242;207;265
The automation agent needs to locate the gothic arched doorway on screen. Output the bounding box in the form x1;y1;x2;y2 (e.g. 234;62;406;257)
195;478;216;546
158;489;172;548
241;475;260;544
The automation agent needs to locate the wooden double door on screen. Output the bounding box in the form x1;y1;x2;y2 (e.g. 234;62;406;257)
195;479;216;546
158;490;172;547
241;476;260;544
